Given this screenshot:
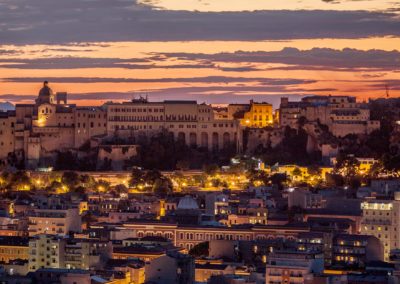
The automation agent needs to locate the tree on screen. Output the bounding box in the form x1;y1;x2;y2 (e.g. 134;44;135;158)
334;154;360;186
114;184;128;194
204;164;219;175
307;165;322;176
326;173;344;187
10;171;32;191
292;167;302;178
71;185;86;195
47;181;63;193
61;171;80;190
153;177;173;197
80;174;96;188
129;168;146;188
94;180;110;192
270;173;287;190
368;160;385;178
145;169;163;183
247;169;269;186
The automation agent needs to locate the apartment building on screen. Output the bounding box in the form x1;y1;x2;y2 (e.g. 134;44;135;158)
29;234;67;271
0;236;29;263
28;207;81;236
360;198;400;260
29;235;111;272
265;251;324;284
288;188;324;209
64;239;112;270
332;234;383;268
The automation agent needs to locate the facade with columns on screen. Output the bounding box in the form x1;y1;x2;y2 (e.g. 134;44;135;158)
116;222;309;251
106;99;242;152
0;84;243;168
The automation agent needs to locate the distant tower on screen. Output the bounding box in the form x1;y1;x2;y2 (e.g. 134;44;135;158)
386;84;390;99
56;92;68;105
35;81;55;106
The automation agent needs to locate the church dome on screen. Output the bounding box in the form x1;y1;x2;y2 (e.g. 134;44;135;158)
36;81;54;105
38;81;53;98
177;195;199;210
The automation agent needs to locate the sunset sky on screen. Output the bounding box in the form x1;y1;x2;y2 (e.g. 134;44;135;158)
1;0;400;107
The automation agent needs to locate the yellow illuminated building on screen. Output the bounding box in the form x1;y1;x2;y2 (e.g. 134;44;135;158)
241;101;273;128
0;238;29;263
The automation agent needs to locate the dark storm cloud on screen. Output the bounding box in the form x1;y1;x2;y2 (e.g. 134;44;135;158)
155;48;400;71
3;76;316;85
0;0;400;44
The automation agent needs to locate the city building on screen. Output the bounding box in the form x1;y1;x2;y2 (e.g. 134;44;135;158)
332;234;384;268
144;252;194;284
28;207;81;236
288;188;324;209
107;98;242;152
28;234;67;271
279;96;380;137
360;198;400;260
0;83;245;168
265;251;324;284
228;100;273;128
117;221;308;251
0;236;29;263
64;239;112;270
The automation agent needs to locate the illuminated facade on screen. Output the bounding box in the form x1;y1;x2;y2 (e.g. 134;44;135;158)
241;101;273;128
0;83;243;168
115;222;308;251
107;99;242;152
228;100;273;128
332;234;383;268
361;199;400;260
0;236;29;263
